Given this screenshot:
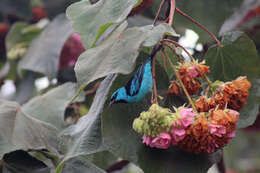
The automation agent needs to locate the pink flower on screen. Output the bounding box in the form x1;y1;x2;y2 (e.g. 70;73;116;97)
209;124;226;137
178;108;195;128
149;133;171;149
227;131;236;138
188;64;199;78
142;136;151;145
228;109;239;121
171;128;186;145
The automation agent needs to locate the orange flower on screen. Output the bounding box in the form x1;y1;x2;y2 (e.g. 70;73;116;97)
213;77;251;111
182;76;201;95
178;109;239;154
167;81;179;96
195;96;217;112
197;64;210;77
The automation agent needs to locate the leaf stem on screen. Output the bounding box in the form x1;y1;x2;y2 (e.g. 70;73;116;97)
203;75;212;85
162;50;197;113
162;39;195;61
153;0;166;25
175;8;223;47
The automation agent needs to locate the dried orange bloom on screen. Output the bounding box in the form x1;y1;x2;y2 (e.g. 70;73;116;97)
182;76;201;95
195;96;217;112
197;64;210;77
178;109;239;154
213;77;251;111
167;81;179;96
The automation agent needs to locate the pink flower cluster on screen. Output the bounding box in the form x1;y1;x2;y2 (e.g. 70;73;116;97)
142;108;195;149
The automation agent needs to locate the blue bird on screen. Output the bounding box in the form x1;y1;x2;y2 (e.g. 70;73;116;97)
110;46;161;104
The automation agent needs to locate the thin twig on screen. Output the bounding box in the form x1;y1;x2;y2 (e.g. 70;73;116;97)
162;39;195;61
153;0;166;25
161;50;167;72
152;54;158;104
168;0;176;26
161;43;184;62
175;8;223;47
162;50;197;113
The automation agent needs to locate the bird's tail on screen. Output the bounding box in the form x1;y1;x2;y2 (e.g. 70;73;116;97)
149;44;162;61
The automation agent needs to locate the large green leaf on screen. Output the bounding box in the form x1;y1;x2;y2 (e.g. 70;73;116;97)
18;14;74;78
0;0;32;20
102;60;221;173
58;74;117;166
2;150;50;173
0;99;59;158
21;82;80;131
75;22;177;88
66;0;138;48
206;31;260;128
61;157;105;173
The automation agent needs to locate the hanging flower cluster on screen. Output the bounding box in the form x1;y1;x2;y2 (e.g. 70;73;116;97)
133;60;251;154
167;61;210;96
133;104;239;154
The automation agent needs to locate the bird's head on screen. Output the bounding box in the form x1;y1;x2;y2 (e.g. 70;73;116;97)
110;87;128;105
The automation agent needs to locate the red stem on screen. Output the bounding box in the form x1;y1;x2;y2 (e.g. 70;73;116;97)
153;0;166;25
152;54;158;104
175;8;223;47
162;39;194;60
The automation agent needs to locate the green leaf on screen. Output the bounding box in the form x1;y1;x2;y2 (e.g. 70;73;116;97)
75;22;177;88
59;74;117;164
0;99;59;158
238;78;260;128
2;150;50;173
142;23;179;47
0;0;32;20
102;61;220;173
66;0;139;48
18;14;74;78
21;82;80;130
206;31;260;128
61;157;106;173
206;31;260;80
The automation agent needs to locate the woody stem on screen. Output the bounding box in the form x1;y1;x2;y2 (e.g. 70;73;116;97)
162;50;197;113
175;8;223;47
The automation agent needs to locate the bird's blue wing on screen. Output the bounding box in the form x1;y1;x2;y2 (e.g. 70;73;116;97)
125;62;146;96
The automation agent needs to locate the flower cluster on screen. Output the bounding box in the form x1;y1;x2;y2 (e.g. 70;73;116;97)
178;109;238;154
167;61;210;96
134;59;251;154
133;104;239;154
195;76;251;112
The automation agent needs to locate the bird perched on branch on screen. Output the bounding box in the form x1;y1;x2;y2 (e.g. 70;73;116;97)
110;46;160;104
